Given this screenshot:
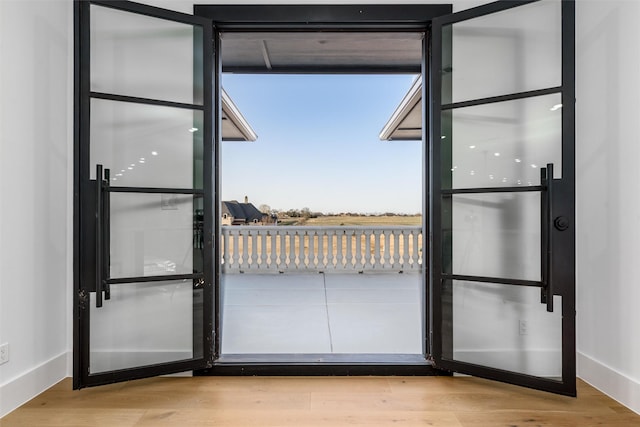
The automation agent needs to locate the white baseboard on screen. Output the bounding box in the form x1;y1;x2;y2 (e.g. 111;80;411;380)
0;351;70;418
578;351;640;415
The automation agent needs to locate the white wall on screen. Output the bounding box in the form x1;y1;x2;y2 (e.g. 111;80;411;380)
575;0;640;415
0;0;73;418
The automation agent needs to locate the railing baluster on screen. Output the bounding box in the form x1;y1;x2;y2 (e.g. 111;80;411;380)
392;231;400;270
240;231;247;270
298;230;307;270
284;230;290;269
402;229;410;269
294;231;299;269
412;230;420;270
373;230;380;269
328;230;335;269
418;231;423;268
363;230;372;269
268;230;278;271
245;230;251;268
282;230;289;270
343;228;353;270
309;230;316;270
381;230;389;270
232;229;239;271
294;231;300;269
289;229;297;270
253;229;258;268
336;230;343;270
221;228;227;270
323;230;329;269
353;228;362;271
260;229;267;269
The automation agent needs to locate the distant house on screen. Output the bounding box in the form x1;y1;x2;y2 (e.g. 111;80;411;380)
221;197;271;225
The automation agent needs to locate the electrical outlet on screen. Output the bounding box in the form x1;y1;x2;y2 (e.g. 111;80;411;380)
519;320;528;336
0;343;8;365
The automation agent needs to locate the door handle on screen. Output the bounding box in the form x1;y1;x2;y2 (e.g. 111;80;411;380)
96;164;103;308
103;168;111;302
541;163;554;312
95;164;111;308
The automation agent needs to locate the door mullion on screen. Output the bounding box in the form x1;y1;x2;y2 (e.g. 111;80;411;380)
109;187;204;195
90;91;204;111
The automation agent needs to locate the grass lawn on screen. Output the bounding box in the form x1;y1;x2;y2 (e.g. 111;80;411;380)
299;215;422;226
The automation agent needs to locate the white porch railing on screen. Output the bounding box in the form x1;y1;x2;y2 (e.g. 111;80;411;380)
221;225;423;273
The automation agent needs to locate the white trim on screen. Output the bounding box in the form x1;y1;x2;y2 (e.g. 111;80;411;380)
0;351;69;418
379;76;422;141
222;88;258;142
578;351;640;415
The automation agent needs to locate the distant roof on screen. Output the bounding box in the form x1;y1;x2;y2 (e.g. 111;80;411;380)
221;200;263;222
222;88;258;142
379;77;422;141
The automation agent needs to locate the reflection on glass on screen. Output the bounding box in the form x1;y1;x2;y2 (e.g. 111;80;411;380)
442;93;562;189
89;282;201;373
109;193;198;279
90;4;202;104
442;0;561;103
90;98;202;189
447;192;540;281
443;280;562;378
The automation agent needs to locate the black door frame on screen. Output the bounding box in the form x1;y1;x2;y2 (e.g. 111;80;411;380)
193;4;451;376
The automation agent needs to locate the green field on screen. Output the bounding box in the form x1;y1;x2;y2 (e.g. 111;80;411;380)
284;215;422;226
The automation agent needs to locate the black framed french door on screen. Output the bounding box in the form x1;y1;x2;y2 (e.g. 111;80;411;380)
73;0;216;389
430;0;576;396
73;0;576;395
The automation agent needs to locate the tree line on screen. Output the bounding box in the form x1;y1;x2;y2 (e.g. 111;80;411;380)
259;204;419;218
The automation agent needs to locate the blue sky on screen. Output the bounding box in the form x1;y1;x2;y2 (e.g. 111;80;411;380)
221;73;422;215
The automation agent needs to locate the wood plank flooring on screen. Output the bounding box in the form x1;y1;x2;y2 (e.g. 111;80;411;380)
2;376;640;426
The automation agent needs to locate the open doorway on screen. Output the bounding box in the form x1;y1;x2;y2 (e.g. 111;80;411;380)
74;1;575;394
218;31;425;359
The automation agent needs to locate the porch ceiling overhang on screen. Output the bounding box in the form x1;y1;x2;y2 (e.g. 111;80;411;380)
222;87;257;141
221;32;423;74
379;77;422;141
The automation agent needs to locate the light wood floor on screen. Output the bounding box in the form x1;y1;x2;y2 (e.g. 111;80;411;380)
2;376;640;426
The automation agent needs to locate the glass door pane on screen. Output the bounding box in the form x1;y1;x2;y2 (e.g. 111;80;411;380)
75;1;213;388
444;280;562;378
89;280;202;373
90;4;203;104
431;0;575;396
442;0;561;104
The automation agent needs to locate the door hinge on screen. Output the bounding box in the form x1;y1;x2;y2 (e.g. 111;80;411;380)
78;289;88;311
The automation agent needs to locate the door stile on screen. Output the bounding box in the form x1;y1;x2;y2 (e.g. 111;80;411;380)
73;0;91;390
209;25;222;364
559;0;576;391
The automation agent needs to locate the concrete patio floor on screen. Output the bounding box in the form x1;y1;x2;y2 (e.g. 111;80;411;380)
220;272;424;355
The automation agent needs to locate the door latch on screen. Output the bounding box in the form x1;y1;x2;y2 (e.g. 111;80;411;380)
554;216;569;231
